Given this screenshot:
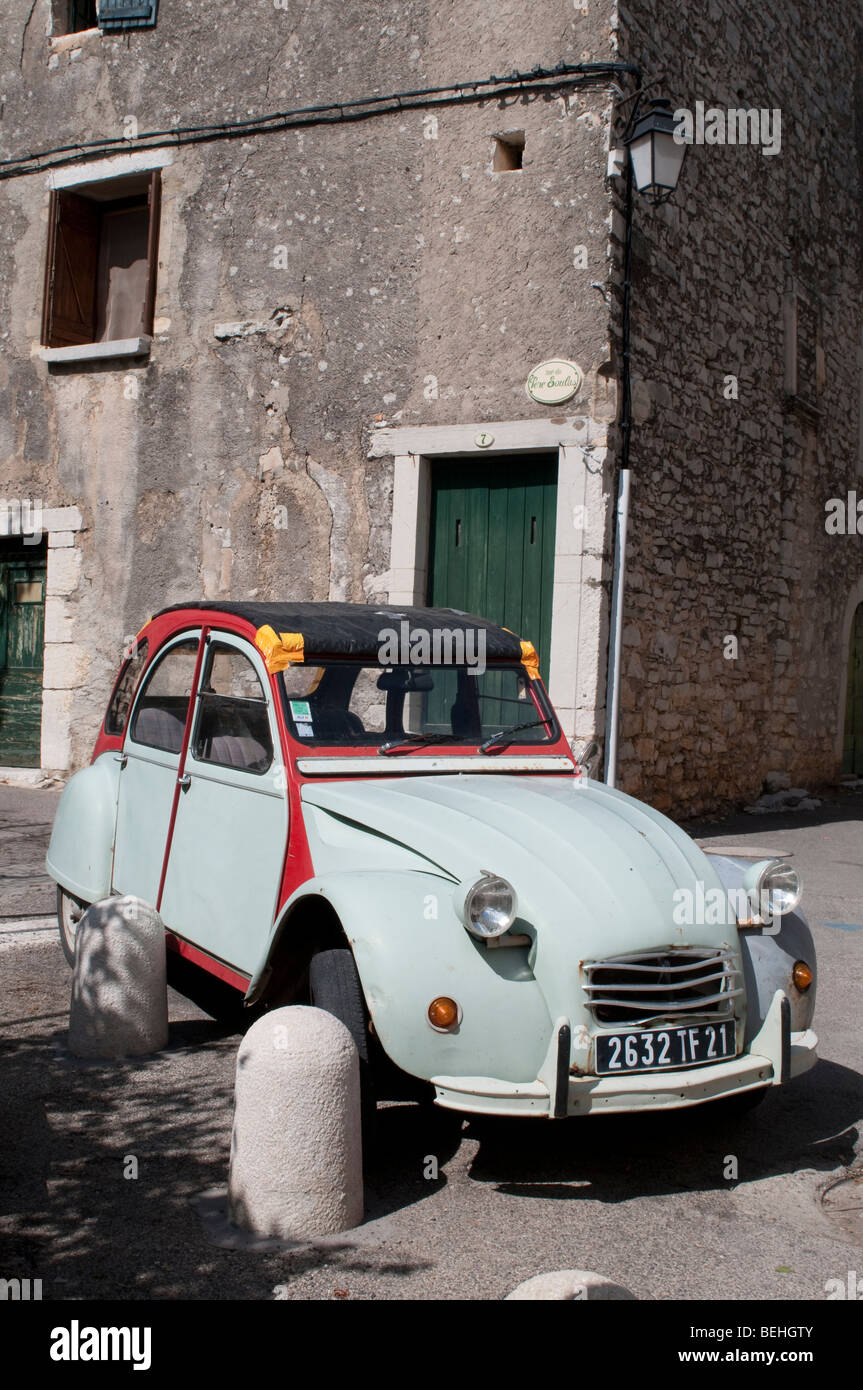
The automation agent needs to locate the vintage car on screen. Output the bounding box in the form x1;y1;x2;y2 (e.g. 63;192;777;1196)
46;601;817;1119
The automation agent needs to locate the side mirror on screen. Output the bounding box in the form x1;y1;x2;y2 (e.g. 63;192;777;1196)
576;739;600;775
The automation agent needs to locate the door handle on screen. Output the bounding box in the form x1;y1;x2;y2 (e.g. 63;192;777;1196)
178;773;191;791
115;753;127;769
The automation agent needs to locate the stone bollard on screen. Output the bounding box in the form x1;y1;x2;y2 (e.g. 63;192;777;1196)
505;1270;637;1300
68;895;169;1059
228;1006;363;1240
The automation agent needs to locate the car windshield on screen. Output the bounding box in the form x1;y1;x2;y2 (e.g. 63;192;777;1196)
279;662;559;750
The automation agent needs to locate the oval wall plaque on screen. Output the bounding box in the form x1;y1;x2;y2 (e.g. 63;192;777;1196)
526;358;583;405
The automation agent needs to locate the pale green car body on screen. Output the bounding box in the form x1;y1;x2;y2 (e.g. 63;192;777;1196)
47;632;818;1119
269;772;818;1115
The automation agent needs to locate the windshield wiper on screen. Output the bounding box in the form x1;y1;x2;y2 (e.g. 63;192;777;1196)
479;719;549;753
378;733;463;756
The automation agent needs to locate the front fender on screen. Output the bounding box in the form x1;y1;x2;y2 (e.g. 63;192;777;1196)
45;751;121;903
737;909;817;1039
249;870;553;1084
708;854;817;1039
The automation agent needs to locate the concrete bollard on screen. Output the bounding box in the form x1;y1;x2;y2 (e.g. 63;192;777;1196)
68;895;169;1059
228;1006;363;1240
505;1269;637;1300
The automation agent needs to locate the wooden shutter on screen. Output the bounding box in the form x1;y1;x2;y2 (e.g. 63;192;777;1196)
96;0;158;30
42;191;100;348
143;170;161;335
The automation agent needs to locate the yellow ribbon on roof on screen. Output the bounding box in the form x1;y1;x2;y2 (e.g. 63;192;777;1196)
520;640;540;682
255;625;305;673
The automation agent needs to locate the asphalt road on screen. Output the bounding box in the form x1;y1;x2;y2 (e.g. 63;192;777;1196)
0;784;861;1301
0;783;61;921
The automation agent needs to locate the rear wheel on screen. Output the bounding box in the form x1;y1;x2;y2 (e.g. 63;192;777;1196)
57;887;87;967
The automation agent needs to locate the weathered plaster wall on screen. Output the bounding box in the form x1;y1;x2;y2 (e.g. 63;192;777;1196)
6;0;856;814
614;0;863;814
1;0;618;770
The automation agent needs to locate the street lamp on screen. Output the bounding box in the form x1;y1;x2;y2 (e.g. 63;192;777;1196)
604;93;687;788
624;97;688;205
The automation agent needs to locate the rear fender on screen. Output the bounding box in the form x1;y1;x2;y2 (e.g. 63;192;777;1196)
45;752;121;903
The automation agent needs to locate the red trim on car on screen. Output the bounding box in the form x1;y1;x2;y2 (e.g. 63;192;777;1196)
165;932;250;992
156;625;210;912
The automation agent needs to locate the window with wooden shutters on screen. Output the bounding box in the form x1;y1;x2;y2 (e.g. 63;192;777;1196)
42;171;161;349
96;0;159;30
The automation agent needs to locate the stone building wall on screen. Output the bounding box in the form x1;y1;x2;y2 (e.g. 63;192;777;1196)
1;0;620;772
1;0;860;819
614;0;863;814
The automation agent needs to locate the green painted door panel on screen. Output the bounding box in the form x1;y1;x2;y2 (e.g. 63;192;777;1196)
427;454;557;678
0;542;47;767
843;603;863;775
427;454;557;731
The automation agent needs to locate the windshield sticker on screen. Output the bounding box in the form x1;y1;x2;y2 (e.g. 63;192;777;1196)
295;721;314;738
290;700;312;722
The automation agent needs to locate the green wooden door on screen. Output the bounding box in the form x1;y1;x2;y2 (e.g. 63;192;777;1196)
843;603;863;775
0;542;47;767
427;454;557;680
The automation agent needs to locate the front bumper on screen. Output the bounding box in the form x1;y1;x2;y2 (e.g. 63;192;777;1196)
431;990;818;1119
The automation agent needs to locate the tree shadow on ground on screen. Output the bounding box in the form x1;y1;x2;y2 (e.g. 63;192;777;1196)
0;940;443;1299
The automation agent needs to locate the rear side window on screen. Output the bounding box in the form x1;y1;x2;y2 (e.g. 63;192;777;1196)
105;638;148;736
191;643;273;774
130;637;199;753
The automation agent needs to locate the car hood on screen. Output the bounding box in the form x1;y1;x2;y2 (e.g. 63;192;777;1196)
300;773;737;969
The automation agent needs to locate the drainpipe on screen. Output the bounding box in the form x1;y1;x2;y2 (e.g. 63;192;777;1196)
603;151;634;788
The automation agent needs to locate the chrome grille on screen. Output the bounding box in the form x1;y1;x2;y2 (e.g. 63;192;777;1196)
581;948;743;1026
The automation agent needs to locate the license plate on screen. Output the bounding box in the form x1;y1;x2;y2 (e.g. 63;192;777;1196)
595;1020;736;1075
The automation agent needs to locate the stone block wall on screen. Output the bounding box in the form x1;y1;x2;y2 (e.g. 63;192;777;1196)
613;0;863;814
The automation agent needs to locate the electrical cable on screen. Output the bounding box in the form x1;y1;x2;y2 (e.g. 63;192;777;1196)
0;59;639;181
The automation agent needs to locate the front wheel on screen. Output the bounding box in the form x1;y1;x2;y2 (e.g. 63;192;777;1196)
308;947;377;1145
57;886;87;967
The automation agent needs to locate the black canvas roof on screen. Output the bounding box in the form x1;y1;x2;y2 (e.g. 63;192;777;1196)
155;601;526;663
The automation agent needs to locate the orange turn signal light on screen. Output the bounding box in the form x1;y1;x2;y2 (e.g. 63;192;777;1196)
792;960;813;991
428;996;460;1030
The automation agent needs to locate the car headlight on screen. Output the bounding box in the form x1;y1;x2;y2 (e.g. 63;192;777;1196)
455;872;518;939
743;858;801;922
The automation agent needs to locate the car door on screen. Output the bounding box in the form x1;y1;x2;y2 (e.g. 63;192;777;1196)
112;633;202;905
157;633;288;975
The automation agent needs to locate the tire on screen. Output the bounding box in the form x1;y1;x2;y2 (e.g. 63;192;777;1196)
308;947;370;1063
308;947;377;1143
57;886;87;967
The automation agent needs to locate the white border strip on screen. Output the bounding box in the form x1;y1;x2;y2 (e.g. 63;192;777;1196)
297;755;576;775
368;418;603;459
49;147;174;190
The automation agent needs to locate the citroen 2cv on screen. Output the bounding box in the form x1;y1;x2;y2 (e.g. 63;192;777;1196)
46;601;818;1118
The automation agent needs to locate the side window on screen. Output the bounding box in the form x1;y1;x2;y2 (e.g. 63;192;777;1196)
130;638;200;753
105;638;149;735
191;643;274;774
